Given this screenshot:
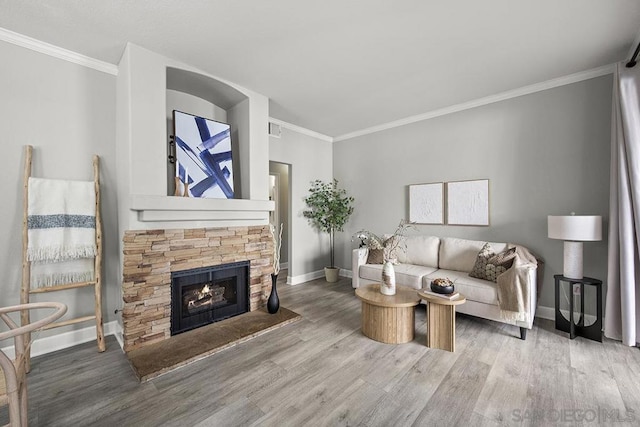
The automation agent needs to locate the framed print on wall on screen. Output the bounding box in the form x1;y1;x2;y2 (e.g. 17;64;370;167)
409;182;444;224
446;179;489;226
173;110;234;199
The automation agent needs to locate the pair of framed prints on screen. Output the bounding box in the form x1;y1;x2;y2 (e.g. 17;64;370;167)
409;179;489;226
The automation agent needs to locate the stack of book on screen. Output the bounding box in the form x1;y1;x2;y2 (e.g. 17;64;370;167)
421;289;461;300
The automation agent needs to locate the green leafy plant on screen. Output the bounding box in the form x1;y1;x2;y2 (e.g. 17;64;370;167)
303;179;354;268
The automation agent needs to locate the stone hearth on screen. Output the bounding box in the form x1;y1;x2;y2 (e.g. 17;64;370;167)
122;226;273;352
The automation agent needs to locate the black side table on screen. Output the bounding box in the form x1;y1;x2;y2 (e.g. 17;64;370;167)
554;274;602;342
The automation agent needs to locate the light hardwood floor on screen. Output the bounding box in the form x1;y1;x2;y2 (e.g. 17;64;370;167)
3;273;640;426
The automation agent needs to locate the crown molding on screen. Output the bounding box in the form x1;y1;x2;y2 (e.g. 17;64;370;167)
268;118;333;143
334;64;615;142
0;24;617;140
0;26;118;76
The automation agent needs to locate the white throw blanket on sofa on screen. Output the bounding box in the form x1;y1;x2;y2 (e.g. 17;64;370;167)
27;177;96;287
497;245;539;323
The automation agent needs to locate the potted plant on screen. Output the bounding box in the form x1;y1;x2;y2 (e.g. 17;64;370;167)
303;179;354;282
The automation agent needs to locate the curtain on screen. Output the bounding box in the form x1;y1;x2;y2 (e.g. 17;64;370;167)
605;62;640;346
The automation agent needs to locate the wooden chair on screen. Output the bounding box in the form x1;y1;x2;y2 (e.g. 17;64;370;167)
0;302;67;427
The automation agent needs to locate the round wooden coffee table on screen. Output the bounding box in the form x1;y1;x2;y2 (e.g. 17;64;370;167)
417;290;466;352
355;284;421;344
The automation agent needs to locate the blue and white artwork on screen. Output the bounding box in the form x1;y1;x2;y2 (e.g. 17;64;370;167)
174;110;234;199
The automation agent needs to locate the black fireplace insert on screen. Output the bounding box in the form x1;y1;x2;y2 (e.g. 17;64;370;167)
170;261;249;335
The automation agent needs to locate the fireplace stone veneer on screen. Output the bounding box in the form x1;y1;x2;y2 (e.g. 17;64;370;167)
122;226;273;352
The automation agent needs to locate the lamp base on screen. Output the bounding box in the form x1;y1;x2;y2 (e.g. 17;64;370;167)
563;241;583;279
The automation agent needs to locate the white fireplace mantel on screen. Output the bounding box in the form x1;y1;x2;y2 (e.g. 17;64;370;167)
130;195;274;223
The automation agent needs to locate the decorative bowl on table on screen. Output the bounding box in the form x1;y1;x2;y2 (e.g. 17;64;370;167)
430;278;454;295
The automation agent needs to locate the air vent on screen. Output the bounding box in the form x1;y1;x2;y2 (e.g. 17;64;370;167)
268;122;282;138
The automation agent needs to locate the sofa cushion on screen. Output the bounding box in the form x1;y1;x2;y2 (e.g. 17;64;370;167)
396;235;440;268
360;263;437;289
425;269;498;305
439;237;508;272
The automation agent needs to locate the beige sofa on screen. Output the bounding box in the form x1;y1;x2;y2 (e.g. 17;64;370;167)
352;236;539;340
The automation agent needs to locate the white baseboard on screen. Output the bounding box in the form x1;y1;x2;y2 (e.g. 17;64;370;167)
0;320;123;360
288;268;355;285
112;321;124;350
535;305;554;321
288;269;325;285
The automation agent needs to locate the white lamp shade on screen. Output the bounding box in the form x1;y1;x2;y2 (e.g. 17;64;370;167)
548;215;602;241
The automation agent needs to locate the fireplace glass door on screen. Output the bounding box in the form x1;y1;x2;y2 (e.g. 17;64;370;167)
171;261;249;335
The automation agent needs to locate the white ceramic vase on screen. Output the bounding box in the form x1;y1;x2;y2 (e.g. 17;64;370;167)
381;261;396;295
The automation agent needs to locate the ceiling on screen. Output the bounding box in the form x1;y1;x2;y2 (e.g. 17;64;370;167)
1;1;639;138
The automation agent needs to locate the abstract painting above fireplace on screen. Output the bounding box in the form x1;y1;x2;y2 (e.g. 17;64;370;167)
173;110;234;199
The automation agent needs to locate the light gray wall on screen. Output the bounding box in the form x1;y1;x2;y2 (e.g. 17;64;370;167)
0;40;119;332
334;75;612;310
269;129;333;283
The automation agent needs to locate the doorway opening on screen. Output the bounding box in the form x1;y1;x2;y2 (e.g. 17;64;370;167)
269;161;291;280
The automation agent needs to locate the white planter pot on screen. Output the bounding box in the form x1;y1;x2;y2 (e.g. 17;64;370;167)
325;267;340;283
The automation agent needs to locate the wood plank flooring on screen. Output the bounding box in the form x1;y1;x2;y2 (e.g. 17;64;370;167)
2;273;640;426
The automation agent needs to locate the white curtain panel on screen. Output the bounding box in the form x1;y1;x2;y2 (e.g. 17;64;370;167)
605;62;640;346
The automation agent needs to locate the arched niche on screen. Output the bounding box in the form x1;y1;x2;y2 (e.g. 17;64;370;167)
166;67;251;200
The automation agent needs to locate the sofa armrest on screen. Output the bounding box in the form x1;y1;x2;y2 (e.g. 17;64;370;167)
352;248;369;288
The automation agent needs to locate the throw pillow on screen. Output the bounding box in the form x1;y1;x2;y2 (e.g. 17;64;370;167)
367;248;384;264
469;243;494;280
488;247;517;269
485;263;508;282
469;243;513;282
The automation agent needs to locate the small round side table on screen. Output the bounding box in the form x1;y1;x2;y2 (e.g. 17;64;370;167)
355;284;420;344
417;290;466;352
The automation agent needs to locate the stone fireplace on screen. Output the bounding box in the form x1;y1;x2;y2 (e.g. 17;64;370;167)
116;46;277;354
122;226;273;352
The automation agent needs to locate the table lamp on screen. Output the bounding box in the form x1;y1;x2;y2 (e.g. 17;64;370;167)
548;214;602;279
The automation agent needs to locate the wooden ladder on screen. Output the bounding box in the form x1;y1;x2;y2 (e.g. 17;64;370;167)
20;145;105;368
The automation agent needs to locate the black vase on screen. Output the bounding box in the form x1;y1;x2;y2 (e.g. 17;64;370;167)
267;273;280;314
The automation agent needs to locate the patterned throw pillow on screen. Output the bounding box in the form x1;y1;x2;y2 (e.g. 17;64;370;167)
469;243;514;282
485;263;508;282
469;243;494;280
367;248;384;264
488;247;517;269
